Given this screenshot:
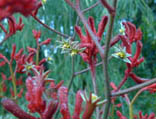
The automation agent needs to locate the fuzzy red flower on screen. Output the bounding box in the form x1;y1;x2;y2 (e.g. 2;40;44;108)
0;0;41;21
58;86;71;119
26;76;46;113
75;16;108;66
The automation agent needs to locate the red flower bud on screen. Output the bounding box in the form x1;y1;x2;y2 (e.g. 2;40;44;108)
27;46;37;53
14;48;24;61
11;44;16;60
58;86;71;119
40;38;51;45
32;30;41;40
72;90;83;119
1;98;36;119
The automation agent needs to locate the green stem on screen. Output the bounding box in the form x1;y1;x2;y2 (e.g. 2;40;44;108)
9;63;17;99
129;104;133;119
36;45;40;65
129;89;144;119
68;56;75;91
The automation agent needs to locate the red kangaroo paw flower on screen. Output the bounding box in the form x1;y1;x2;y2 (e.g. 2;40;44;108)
1;98;36;119
82;93;100;119
42;100;58;119
26;76;45;113
0;0;41;21
32;29;41;40
75;16;108;67
58;86;71;119
14;48;24;61
72;90;83;119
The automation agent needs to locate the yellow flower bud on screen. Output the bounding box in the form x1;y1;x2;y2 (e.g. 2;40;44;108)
62;43;70;49
115;52;126;59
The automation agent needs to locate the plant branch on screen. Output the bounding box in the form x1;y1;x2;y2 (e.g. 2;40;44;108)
82;1;100;13
74;61;103;76
103;0;117;118
99;0;115;15
31;15;70;38
112;78;156;97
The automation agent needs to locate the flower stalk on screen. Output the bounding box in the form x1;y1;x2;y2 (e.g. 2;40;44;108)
9;63;17;99
129;89;144;119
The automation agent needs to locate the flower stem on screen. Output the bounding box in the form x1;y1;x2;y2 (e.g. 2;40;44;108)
36;44;40;65
129;104;133;119
90;63;100;119
9;63;17;99
68;56;75;91
129;89;144;119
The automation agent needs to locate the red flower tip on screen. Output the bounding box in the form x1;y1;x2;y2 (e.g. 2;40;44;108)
16;17;24;31
110;82;117;91
14;48;24;61
32;30;41;40
39;58;46;65
27;46;37;53
97;16;108;38
11;44;16;60
40;38;51;45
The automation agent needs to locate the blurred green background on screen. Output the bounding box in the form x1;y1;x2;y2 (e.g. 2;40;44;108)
0;0;156;118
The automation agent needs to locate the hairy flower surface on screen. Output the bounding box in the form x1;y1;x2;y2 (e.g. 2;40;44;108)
26;76;46;113
75;16;108;66
0;0;41;21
